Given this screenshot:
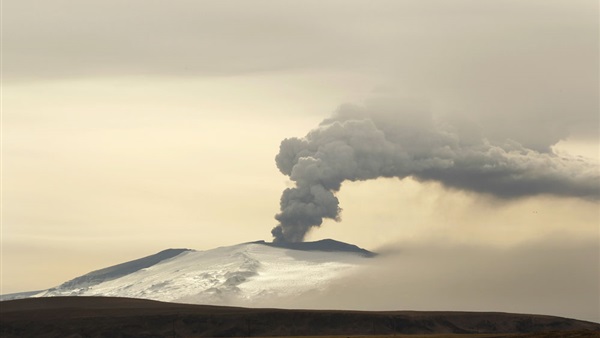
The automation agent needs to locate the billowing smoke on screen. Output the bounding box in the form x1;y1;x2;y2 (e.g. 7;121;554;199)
272;100;599;242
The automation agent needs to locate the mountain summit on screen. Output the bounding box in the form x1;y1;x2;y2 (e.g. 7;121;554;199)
252;238;376;257
2;239;375;306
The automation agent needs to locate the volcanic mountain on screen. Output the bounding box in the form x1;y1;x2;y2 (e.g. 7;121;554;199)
1;239;375;306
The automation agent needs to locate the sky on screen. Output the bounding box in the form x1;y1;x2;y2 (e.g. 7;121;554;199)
2;0;599;321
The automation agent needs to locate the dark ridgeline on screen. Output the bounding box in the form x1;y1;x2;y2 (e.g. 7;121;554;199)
253;238;377;257
56;249;191;287
1;297;598;338
25;248;192;299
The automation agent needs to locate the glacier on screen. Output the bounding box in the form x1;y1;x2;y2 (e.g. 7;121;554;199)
4;239;374;306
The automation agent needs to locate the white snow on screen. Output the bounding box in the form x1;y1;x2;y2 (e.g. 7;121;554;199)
32;242;370;307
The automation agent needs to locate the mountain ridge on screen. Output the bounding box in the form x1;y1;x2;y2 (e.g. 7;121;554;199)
250;238;377;257
51;248;192;292
1;239;374;304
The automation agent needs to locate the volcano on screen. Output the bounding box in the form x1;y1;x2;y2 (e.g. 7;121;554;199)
1;239;374;306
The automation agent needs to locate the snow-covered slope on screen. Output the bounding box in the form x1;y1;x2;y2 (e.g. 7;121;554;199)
9;240;374;306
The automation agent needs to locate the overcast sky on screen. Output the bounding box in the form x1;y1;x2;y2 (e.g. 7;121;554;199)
2;0;598;322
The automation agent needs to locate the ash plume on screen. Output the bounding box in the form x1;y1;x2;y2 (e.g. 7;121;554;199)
272;100;599;242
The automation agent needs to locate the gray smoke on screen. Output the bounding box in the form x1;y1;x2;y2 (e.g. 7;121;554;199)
272;100;599;242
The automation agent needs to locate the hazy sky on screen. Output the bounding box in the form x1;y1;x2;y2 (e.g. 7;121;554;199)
2;0;598;322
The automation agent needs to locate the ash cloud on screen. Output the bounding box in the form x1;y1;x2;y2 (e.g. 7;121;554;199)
272;99;599;242
255;236;600;323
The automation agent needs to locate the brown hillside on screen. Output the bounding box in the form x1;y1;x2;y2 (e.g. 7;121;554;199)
1;297;598;338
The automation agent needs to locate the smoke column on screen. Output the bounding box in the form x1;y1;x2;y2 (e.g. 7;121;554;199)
272;101;599;242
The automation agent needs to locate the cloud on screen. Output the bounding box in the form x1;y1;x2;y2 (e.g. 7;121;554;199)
272;98;599;242
6;0;596;152
244;236;600;323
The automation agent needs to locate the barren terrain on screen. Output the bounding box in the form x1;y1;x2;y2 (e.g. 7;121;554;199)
1;297;598;337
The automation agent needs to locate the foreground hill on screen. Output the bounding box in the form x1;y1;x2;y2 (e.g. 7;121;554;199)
1;297;598;338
